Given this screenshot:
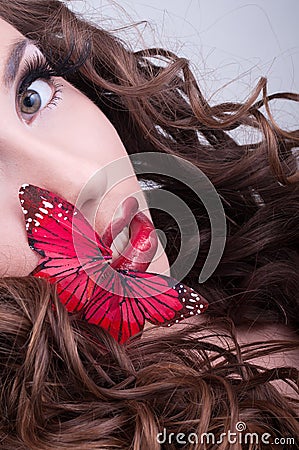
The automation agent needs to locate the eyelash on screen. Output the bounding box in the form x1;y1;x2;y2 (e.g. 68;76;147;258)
17;53;64;117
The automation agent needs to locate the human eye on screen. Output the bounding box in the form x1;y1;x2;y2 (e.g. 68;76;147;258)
16;53;63;124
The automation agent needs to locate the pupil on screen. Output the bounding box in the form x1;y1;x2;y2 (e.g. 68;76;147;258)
24;93;36;107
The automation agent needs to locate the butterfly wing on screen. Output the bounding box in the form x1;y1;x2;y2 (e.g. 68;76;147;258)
19;183;112;309
82;267;209;343
19;183;112;260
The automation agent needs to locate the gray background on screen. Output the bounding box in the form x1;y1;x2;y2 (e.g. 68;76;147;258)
69;0;298;130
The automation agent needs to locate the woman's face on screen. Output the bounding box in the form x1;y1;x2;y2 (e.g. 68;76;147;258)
0;18;170;277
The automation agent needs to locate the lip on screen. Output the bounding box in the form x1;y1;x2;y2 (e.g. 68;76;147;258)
101;197;158;272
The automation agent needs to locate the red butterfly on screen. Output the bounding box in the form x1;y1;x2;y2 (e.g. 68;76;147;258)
19;184;208;343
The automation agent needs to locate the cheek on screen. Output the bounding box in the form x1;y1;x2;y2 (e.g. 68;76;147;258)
0;213;40;277
36;84;128;164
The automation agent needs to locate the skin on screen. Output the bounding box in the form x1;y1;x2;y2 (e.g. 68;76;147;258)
0;19;298;401
0;18;170;278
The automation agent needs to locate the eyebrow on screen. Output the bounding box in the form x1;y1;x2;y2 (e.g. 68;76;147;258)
3;38;30;89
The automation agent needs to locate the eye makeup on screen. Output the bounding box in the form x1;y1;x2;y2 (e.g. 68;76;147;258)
16;52;63;118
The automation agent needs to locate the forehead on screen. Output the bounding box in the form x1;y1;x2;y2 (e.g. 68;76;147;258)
0;18;22;40
0;18;23;51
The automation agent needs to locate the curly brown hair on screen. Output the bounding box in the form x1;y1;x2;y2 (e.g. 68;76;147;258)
0;277;298;449
0;1;298;448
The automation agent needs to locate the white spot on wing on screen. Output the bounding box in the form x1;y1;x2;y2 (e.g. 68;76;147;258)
42;201;53;209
